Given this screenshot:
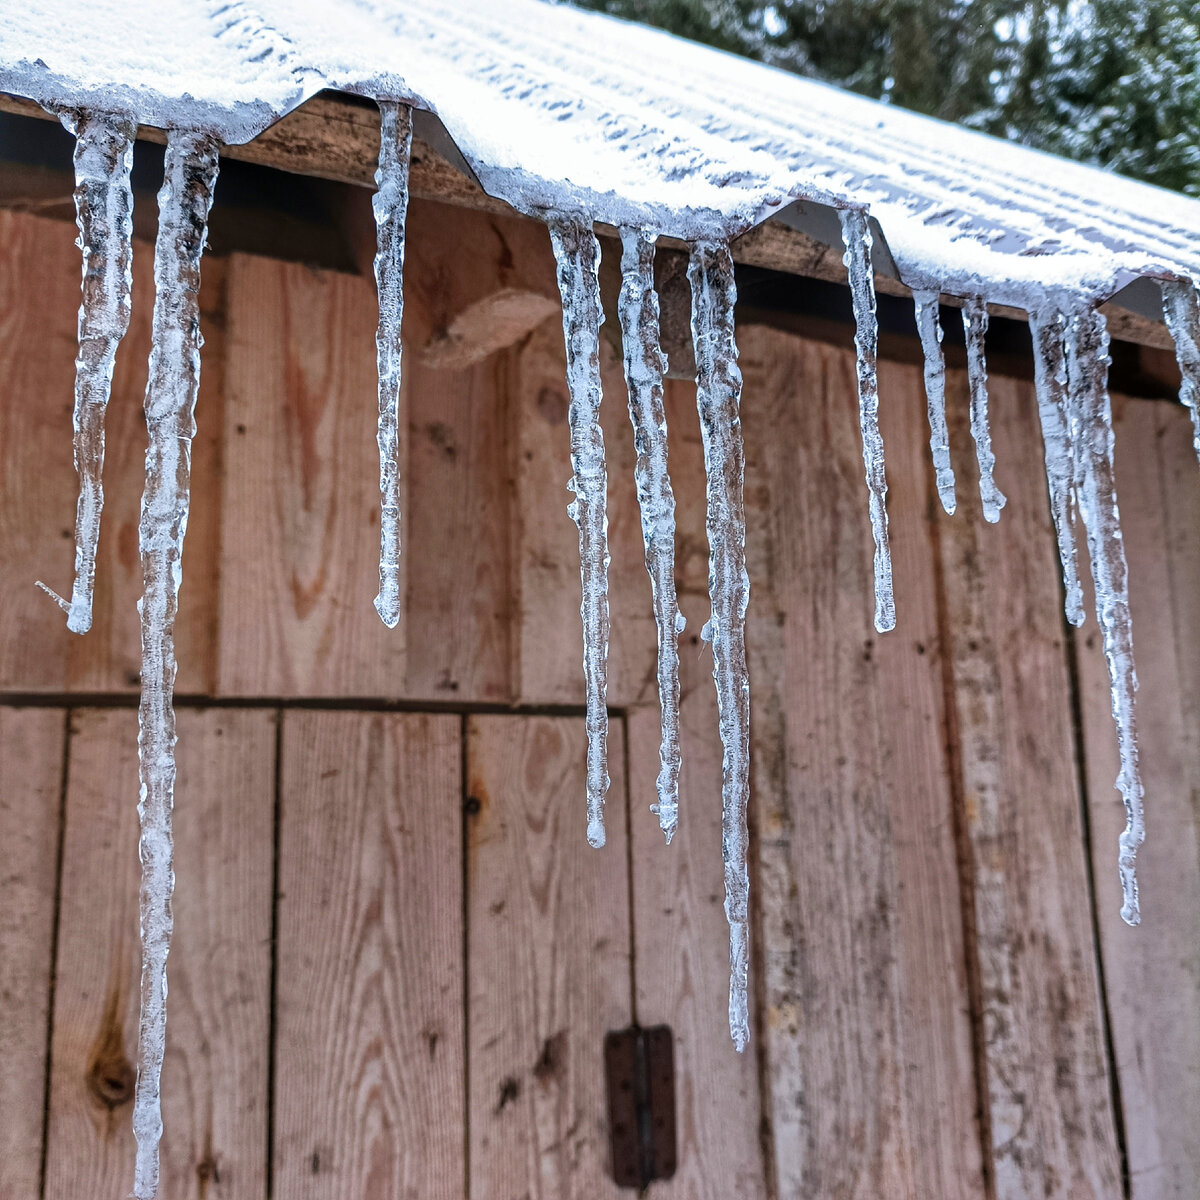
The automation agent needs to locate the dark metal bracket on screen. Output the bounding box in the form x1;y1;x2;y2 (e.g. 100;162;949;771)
605;1025;677;1189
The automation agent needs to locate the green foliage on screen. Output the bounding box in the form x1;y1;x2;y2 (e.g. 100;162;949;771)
571;0;1200;196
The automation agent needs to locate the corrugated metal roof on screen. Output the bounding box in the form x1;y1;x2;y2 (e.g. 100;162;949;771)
2;0;1198;309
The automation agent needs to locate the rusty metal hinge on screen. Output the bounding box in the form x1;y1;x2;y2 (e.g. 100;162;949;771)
604;1025;677;1188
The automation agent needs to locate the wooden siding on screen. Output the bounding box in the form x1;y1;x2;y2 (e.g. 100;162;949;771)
1;201;1197;1198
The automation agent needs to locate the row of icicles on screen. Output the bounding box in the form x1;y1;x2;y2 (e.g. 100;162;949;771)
31;99;1200;1199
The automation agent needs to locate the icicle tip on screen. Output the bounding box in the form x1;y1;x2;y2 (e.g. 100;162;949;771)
35;579;71;616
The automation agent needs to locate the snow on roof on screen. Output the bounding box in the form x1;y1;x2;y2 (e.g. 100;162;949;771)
2;0;1199;309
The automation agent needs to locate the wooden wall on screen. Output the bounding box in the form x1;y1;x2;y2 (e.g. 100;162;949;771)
0;199;1197;1199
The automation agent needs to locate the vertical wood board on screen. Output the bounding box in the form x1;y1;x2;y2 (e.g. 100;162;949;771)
44;707;275;1200
467;714;631;1199
273;710;463;1200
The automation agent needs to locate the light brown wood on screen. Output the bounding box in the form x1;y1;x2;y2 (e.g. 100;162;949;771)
628;701;769;1200
513;312;661;708
937;369;1123;1198
1074;395;1200;1200
0;208;223;695
217;253;404;697
43;707;275;1200
466;715;630;1199
0;707;65;1199
742;327;983;1198
273;711;463;1200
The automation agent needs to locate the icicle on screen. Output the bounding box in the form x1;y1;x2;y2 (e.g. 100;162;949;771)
1160;278;1200;466
1065;305;1144;926
913;288;956;515
616;229;684;844
547;216;611;850
132;130;219;1200
688;240;751;1052
372;100;413;629
962;297;1006;523
1029;306;1086;626
839;209;895;633
41;111;137;633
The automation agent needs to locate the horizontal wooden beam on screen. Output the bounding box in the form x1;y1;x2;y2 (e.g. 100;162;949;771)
0;89;1171;349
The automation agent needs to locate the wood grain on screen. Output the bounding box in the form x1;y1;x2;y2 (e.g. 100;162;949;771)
937;368;1123;1198
43;707;275;1200
514;310;660;708
628;700;769;1200
1074;395;1200;1200
466;714;631;1199
0;707;65;1199
742;326;983;1198
217;254;404;697
273;711;463;1200
0;209;223;695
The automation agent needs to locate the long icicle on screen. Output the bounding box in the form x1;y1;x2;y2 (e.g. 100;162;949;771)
1029;306;1086;626
1066;304;1145;925
688;239;751;1051
962;296;1006;522
1160;278;1200;466
372;100;413;628
548;216;611;849
132;130;219;1200
839;209;895;632
39;111;137;632
913;288;956;514
617;228;684;843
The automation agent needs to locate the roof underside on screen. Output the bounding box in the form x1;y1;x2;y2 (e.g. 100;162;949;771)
2;0;1198;312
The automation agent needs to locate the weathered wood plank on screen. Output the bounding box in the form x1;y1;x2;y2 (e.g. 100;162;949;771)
514;309;660;708
274;711;463;1200
937;368;1123;1198
44;707;275;1200
217;254;404;697
466;714;630;1198
743;326;983;1198
1074;395;1200;1200
0;208;223;695
0;707;65;1199
628;700;769;1199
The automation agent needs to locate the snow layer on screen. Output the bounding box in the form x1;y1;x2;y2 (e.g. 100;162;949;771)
3;0;1199;304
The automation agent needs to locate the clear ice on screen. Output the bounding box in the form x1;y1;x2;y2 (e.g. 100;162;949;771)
962;297;1006;523
617;228;684;844
839;208;895;633
913;288;956;515
548;216;611;850
43;110;137;633
1160;278;1200;467
1065;305;1144;926
372;100;413;629
1029;306;1085;627
688;240;751;1052
132;130;219;1200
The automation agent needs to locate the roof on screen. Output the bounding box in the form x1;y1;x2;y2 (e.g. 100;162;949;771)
2;0;1198;311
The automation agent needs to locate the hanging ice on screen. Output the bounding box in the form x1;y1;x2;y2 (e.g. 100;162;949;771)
962;297;1006;523
1065;305;1144;926
688;240;750;1052
913;288;956;515
132;130;219;1200
372;100;413;629
1160;278;1200;467
548;216;611;850
1029;306;1085;626
617;228;684;843
37;110;136;632
839;208;895;633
